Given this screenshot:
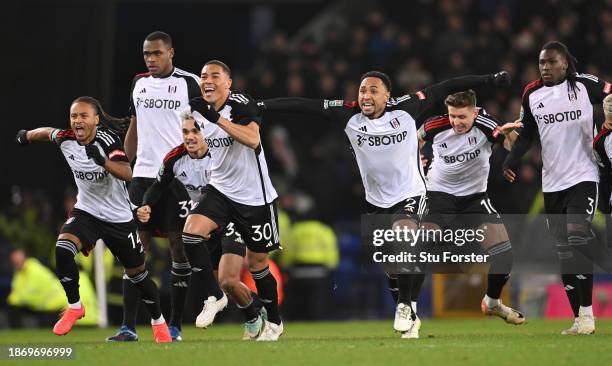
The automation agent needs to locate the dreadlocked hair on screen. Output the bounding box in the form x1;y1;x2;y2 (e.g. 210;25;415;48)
72;96;131;135
541;41;579;94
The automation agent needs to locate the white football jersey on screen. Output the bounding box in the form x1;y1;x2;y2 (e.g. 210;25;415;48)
158;144;211;202
521;74;611;192
130;67;201;178
194;92;277;206
422;110;502;196
52;127;134;223
343;107;426;207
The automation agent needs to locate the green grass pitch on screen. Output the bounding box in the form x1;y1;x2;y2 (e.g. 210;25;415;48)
1;319;612;365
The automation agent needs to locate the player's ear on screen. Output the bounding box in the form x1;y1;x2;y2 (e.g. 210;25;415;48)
227;77;233;89
168;47;175;59
94;114;100;126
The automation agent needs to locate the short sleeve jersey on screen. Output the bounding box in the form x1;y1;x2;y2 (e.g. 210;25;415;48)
421;109;502;196
521;74;611;192
157;144;212;202
317;93;431;208
130;67;201;178
51;127;133;222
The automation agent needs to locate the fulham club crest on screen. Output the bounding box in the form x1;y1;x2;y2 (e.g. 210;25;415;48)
468;137;477;146
389;118;400;129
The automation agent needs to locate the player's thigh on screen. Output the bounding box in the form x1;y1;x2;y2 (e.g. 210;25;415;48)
102;220;146;273
543;190;568;239
424;191;458;229
232;200;281;254
186;185;231;237
59;209;101;253
566;181;598;227
478;223;510;249
462;193;505;246
391;194;428;229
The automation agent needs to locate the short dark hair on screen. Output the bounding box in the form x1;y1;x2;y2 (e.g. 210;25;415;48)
205;60;231;77
444;89;477;108
145;31;173;47
360;71;392;92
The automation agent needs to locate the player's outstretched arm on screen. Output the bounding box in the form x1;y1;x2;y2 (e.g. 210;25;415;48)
424;72;510;110
15;127;55;144
259;97;331;117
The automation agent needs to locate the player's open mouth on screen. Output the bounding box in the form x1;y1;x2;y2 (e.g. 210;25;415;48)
185;141;196;148
74;126;85;137
203;87;215;96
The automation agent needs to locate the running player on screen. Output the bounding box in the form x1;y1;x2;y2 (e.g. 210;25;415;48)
504;41;612;335
418;90;524;329
15;96;171;343
135;112;258;331
109;31;202;342
259;70;511;338
186;60;283;341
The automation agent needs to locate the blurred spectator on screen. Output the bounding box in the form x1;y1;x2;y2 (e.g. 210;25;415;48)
280;219;338;320
7;248;99;328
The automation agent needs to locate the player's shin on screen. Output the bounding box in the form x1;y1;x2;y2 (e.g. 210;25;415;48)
485;240;513;302
250;265;281;325
558;240;581;318
53;239;86;336
55;239;81;306
386;274;399;304
567;230;594;309
121;275;140;332
182;233;224;299
169;261;191;330
127;269;163;321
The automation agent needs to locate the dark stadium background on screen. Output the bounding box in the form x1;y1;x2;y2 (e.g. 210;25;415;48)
2;0;612;324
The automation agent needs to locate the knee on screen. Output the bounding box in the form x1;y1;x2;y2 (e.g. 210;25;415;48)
487;241;513;272
183;216;215;240
219;275;239;294
55;239;79;272
125;264;146;277
247;253;268;272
